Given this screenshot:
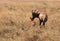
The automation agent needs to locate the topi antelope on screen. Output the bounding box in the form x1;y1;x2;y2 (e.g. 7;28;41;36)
30;9;48;27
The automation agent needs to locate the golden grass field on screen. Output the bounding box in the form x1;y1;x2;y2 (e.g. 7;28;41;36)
0;0;60;41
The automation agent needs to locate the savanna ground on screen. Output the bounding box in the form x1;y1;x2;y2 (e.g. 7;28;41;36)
0;0;60;41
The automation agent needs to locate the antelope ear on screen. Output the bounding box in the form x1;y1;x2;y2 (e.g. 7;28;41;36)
32;9;36;13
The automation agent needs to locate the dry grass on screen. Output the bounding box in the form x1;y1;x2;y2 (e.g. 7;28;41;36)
0;0;60;41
